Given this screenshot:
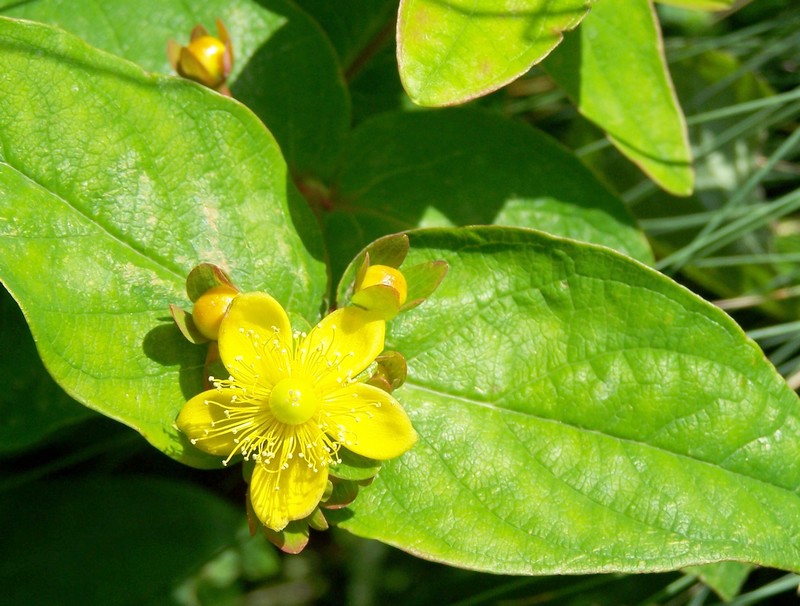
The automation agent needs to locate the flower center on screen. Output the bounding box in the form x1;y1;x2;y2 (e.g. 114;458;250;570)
268;377;318;425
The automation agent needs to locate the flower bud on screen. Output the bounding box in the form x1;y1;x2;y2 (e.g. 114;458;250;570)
191;284;238;340
352;264;407;319
168;19;233;93
359;265;408;305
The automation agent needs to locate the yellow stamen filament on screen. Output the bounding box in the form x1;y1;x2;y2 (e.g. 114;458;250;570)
191;320;364;477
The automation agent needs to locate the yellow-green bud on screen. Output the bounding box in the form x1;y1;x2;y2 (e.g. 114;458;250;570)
358;265;408;306
191;285;238;340
185;36;227;85
167;20;233;92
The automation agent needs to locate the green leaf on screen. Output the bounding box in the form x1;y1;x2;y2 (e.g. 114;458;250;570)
0;475;242;606
0;18;326;466
292;0;397;71
330;448;382;482
632;51;791;317
397;0;593;106
685;562;752;602
324;108;651;282
545;0;694;195
229;0;350;179
333;227;800;574
1;0;349;179
657;0;735;10
350;42;413;125
0;286;94;453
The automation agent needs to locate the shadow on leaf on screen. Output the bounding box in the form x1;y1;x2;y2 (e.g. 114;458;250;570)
142;319;205;402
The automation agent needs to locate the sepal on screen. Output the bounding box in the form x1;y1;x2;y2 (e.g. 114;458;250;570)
307;507;330;532
321;478;360;510
352;265;408;319
169;304;209;344
329;448;382;482
400;259;449;312
186;262;236;302
367;351;407;393
342;234;448;317
262;520;310;555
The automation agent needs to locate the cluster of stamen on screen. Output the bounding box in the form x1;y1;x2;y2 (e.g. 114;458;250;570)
192;319;366;485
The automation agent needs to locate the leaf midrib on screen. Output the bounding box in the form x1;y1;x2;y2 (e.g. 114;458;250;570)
0;160;186;286
402;381;800;500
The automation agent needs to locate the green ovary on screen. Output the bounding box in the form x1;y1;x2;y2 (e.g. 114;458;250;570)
268;377;319;425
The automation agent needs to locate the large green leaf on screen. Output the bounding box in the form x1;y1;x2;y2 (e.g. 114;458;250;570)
545;0;694;195
349;42;413;125
0;476;242;606
631;51;791;317
324;108;651;283
0;18;326;466
0;286;93;453
657;0;735;9
1;0;349;179
333;227;800;574
292;0;397;71
397;0;592;106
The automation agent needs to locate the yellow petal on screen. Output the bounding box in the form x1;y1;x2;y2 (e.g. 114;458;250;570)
177;388;239;457
249;455;329;531
301;306;385;390
218;292;292;387
324;383;417;460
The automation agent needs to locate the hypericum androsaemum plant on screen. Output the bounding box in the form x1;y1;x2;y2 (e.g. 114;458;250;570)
173;261;434;551
1;0;799;603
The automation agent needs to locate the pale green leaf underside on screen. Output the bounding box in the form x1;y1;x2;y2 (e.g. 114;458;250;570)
0;18;325;466
545;0;694;195
397;0;593;106
334;227;800;575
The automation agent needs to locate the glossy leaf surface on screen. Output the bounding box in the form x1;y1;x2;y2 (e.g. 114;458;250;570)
397;0;592;106
333;227;800;574
0;0;349;178
0;18;326;466
324;108;651;282
545;0;694;195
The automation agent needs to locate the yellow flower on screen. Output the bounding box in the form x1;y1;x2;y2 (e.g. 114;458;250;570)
177;292;417;531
